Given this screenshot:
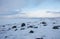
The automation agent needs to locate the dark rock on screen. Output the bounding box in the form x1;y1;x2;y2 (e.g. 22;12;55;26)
7;28;11;31
43;24;47;26
21;23;26;27
53;22;56;24
2;25;5;27
27;26;33;28
41;22;47;26
34;27;38;28
20;28;25;30
36;38;43;39
53;26;59;29
1;29;5;31
53;25;60;29
29;30;34;33
15;29;18;31
41;22;46;24
12;26;16;29
5;36;8;38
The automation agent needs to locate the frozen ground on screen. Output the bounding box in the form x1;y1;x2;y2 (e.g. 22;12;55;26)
0;18;60;39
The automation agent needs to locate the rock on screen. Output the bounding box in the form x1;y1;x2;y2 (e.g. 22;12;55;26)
20;28;25;30
29;30;34;33
2;25;5;27
5;36;8;38
43;24;47;26
15;29;18;31
41;22;47;26
53;26;59;29
21;23;26;27
12;26;16;29
27;25;33;28
53;25;60;29
41;22;46;24
36;38;43;39
53;22;56;24
34;27;38;28
7;28;11;31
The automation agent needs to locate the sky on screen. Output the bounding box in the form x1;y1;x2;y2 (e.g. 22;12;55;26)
0;0;60;17
0;0;60;24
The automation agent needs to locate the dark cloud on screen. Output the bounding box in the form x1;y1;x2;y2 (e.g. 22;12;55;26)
0;11;20;16
47;11;60;13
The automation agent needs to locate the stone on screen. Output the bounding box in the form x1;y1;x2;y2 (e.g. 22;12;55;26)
2;25;5;27
29;30;34;33
12;26;16;29
21;23;26;27
53;26;59;29
5;36;8;38
27;25;33;28
15;29;18;31
34;27;38;28
20;28;25;30
36;38;43;39
41;22;46;24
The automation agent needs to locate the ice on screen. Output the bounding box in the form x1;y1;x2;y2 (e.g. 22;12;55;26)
0;18;60;39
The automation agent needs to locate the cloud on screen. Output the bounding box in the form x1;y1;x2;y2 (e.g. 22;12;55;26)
0;13;28;19
0;7;21;17
0;0;45;17
0;0;43;12
0;9;60;19
0;0;45;9
47;11;60;13
25;10;60;18
0;0;60;19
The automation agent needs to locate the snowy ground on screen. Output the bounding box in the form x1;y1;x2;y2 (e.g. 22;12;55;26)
0;18;60;39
